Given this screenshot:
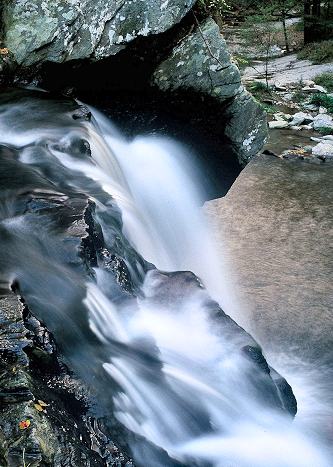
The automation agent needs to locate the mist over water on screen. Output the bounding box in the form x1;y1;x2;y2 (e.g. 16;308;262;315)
0;90;330;466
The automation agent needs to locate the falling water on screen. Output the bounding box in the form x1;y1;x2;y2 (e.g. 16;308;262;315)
0;89;330;466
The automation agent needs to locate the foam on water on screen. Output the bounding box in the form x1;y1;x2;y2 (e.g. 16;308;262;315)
0;92;330;466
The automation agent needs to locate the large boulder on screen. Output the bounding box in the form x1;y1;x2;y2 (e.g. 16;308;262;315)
152;18;268;164
2;0;196;65
205;153;333;438
1;6;267;166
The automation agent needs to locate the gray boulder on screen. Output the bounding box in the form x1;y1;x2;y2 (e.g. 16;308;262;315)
312;142;333;157
313;114;333;130
289;112;313;126
152;18;267;164
2;0;196;65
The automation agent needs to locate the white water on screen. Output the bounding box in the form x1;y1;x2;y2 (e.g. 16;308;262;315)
0;94;330;466
83;110;330;466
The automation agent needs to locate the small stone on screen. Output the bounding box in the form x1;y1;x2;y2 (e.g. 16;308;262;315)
322;135;333;141
312;142;333;157
290;112;313;126
274;84;288;91
303;79;315;86
269;120;290;129
313;84;327;93
303;145;313;153
290;126;302;131
273;112;292;122
303;104;318;111
283;93;294;101
300;123;314;130
319;107;328;114
302;85;326;93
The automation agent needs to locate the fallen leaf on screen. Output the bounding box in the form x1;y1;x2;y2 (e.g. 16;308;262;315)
19;419;31;430
34;403;44;412
0;48;9;55
37;400;49;407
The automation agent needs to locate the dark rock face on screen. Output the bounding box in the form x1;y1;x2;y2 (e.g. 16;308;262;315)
0;282;132;467
152;18;267;164
0;91;295;465
1;4;267;165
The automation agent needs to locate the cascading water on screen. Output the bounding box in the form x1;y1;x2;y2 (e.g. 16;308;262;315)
0;89;330;467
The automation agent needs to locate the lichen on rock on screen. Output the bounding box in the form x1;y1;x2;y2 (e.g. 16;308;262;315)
152;18;268;164
2;0;196;65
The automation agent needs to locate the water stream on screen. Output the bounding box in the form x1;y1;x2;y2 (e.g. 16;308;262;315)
0;89;330;466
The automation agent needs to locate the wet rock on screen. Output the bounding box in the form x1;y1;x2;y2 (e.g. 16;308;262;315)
72;106;92;121
152;18;267;164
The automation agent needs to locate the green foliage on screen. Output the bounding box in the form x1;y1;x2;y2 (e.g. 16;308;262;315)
249;81;270;93
294;20;304;32
317;126;333;135
292;90;308;103
298;40;333;64
258;102;278;114
314;72;333;92
310;93;333;113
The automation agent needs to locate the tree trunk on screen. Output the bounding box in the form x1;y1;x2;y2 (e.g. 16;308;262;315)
304;0;325;43
282;12;290;52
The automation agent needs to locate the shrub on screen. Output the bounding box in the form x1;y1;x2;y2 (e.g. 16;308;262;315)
310;93;333;113
249;81;270;93
298;40;333;64
317;127;333;135
314;72;333;92
259;103;278;114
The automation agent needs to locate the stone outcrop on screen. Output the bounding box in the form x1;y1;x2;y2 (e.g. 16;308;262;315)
205;153;333;361
1;4;267;166
2;0;196;65
152;19;267;164
204;153;333;436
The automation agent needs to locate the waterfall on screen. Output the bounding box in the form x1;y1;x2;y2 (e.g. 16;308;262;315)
0;89;330;467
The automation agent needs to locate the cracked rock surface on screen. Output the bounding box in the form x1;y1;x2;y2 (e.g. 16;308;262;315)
153;19;268;164
2;0;196;65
